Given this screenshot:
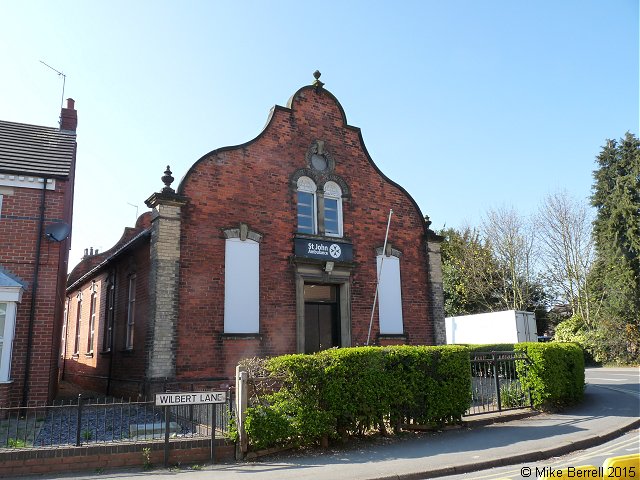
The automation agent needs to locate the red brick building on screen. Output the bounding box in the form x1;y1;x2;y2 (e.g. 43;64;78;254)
64;75;445;396
0;99;78;406
63;215;152;395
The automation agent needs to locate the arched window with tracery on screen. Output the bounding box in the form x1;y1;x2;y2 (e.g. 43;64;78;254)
323;181;343;237
297;176;317;234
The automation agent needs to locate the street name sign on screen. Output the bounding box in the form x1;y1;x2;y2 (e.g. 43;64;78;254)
155;391;227;406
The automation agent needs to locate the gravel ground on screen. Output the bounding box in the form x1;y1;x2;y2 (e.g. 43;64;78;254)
34;402;167;446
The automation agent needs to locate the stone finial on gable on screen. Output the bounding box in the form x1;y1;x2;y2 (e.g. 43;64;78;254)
161;165;175;194
312;70;324;92
145;165;187;210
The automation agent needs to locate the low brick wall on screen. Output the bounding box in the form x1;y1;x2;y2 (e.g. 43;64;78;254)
0;438;235;477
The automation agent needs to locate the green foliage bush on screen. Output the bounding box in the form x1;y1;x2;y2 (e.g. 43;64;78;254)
514;342;585;410
243;403;295;450
240;343;585;450
244;346;471;450
555;314;638;365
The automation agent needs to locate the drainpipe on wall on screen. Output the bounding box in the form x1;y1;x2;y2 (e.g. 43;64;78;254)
106;268;116;396
22;177;48;407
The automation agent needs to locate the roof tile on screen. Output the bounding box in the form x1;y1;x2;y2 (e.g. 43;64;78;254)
0;120;76;178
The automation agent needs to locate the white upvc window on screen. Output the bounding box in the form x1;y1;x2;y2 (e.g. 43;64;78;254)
376;254;404;334
224;238;259;333
323;181;343;237
0;273;24;382
0;302;17;382
126;275;136;350
297;176;317;234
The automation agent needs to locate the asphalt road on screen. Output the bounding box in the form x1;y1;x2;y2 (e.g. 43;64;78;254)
439;427;640;480
441;366;640;480
585;367;640;397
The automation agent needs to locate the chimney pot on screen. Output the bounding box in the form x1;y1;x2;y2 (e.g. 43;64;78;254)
83;248;88;258
89;247;94;256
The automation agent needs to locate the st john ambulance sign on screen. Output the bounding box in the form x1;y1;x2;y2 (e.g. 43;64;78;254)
295;238;353;262
155;391;227;406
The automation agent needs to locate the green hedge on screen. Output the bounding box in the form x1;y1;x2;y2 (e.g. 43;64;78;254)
241;342;585;450
514;342;585;410
243;346;471;449
464;342;585;410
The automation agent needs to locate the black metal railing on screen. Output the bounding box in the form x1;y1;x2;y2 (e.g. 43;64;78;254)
0;392;233;450
466;351;533;416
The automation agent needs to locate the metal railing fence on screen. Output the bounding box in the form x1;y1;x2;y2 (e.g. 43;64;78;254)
466;350;533;416
0;391;233;450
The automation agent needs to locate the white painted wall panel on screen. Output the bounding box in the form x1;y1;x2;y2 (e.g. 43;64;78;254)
224;238;259;333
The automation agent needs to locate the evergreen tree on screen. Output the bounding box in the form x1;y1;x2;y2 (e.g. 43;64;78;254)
590;132;640;361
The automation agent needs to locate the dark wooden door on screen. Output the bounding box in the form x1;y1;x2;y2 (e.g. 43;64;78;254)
304;303;338;353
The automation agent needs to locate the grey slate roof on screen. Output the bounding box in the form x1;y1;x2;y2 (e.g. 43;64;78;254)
66;229;151;291
0;120;76;178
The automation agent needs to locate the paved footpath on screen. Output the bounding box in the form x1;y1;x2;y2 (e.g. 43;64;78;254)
23;367;640;480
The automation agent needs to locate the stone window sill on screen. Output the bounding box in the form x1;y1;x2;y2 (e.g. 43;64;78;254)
221;333;262;340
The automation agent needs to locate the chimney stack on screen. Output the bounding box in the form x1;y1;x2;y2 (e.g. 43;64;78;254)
60;98;77;132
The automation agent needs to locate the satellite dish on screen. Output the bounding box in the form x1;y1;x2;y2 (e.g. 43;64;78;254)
45;222;71;242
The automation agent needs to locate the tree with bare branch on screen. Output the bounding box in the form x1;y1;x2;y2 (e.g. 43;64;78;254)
536;191;596;326
482;206;539;311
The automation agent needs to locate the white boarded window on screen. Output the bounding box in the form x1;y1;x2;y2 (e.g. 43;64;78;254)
224;238;259;333
376;255;404;334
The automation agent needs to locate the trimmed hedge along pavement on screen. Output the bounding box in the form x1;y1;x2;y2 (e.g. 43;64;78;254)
515;342;585;410
240;343;584;451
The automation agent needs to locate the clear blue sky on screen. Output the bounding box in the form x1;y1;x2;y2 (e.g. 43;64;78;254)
1;0;638;269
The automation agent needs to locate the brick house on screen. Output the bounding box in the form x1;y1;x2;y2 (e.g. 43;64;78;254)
64;75;445;397
63;214;153;395
0;99;78;406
